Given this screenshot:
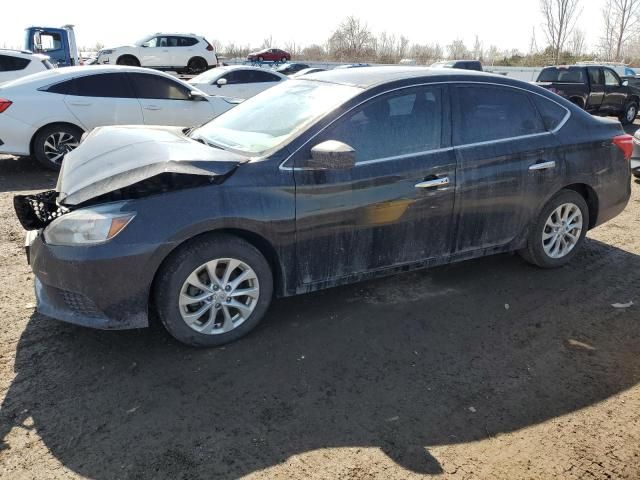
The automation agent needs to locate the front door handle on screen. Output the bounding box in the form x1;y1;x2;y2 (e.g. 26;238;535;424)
144;105;161;111
69;101;91;106
529;160;556;171
415;176;450;189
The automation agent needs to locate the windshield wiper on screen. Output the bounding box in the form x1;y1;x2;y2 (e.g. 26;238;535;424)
190;133;224;150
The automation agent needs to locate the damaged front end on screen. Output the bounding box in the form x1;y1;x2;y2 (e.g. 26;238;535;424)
14;190;69;230
13;125;248;231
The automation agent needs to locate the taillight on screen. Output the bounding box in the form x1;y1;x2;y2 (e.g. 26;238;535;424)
0;99;12;113
613;134;633;160
205;40;214;51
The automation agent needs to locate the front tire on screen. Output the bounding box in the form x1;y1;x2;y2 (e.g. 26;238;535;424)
519;190;589;268
116;55;140;66
33;124;83;170
620;101;638;125
154;234;273;347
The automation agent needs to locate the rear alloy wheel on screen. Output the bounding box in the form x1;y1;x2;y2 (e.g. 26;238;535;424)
258;56;264;62
187;57;208;74
33;124;82;170
281;57;287;62
155;234;273;347
620;102;638;125
519;190;589;268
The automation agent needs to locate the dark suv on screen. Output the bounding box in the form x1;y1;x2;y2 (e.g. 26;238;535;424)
536;65;640;124
431;60;483;71
17;67;632;347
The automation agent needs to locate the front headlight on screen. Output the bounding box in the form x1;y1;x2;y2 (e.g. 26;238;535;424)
44;206;135;246
99;49;114;55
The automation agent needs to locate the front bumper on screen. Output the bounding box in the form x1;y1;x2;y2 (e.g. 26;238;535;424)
27;231;156;330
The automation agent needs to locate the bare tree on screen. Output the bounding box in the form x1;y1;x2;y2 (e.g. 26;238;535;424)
472;35;483;60
409;43;443;64
529;27;539;54
447;39;470;59
601;0;640;61
284;41;301;58
540;0;582;64
328;16;374;61
301;44;326;60
569;29;586;57
261;35;274;49
485;45;500;66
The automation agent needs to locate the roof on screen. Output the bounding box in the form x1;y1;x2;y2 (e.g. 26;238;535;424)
0;49;44;58
301;66;505;89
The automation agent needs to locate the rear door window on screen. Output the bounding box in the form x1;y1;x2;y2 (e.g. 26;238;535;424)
127;73;191;100
538;67;586;83
588;67;604;85
70;73;135;98
221;70;253;84
453;85;545;145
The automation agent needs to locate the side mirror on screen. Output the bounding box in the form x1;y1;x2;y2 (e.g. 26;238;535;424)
309;140;356;170
216;78;227;87
189;90;207;101
623;80;629;86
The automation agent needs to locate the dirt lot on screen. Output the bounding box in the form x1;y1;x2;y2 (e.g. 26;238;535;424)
0;152;639;480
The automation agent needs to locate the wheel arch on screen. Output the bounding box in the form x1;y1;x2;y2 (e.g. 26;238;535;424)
116;54;140;65
561;183;599;229
569;96;585;109
29;121;85;156
188;55;209;67
150;228;287;303
628;95;640;106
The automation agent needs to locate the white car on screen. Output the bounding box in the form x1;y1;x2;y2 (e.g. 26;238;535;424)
188;65;288;99
96;33;218;74
0;65;238;169
0;49;53;84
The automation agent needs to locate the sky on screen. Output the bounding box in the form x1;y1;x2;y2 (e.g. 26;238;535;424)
3;0;604;54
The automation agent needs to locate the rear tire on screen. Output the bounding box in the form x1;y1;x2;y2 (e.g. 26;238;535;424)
619;101;638;125
187;57;208;74
154;234;273;347
33;124;83;171
116;55;140;66
281;57;287;62
258;56;264;62
519;190;589;268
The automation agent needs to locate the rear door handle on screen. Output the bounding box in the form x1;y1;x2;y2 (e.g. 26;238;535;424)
529;161;556;171
144;105;161;111
415;176;450;189
69;101;91;106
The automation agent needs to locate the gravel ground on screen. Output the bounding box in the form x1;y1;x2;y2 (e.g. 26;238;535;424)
0;152;639;480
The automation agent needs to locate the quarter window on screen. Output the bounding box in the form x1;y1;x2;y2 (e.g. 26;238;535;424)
322;86;443;162
531;95;568;131
453;85;545;145
127;73;191;100
0;55;30;71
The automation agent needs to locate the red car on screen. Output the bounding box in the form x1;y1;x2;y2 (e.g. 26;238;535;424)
247;48;291;62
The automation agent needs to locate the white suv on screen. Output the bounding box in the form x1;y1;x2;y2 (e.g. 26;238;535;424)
96;33;218;74
0;50;53;84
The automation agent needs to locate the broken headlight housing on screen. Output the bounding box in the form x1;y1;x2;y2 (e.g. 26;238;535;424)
43;204;135;246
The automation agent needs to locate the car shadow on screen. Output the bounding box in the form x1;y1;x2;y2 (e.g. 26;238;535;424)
0;156;57;193
1;238;639;478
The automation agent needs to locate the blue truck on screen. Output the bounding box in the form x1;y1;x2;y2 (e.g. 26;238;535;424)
23;25;80;67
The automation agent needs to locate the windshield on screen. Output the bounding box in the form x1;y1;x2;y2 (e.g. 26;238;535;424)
537;67;586;83
192;80;362;155
134;35;153;47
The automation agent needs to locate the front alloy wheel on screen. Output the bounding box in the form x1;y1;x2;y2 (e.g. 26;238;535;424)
179;258;260;335
155;234;273;347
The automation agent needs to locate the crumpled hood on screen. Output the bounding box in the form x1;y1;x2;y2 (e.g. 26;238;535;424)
57;125;248;206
